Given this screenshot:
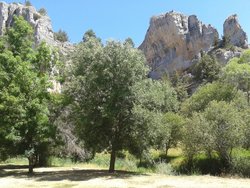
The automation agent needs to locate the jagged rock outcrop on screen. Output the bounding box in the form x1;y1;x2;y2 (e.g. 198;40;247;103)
0;2;74;54
139;11;219;78
0;2;75;93
223;14;248;49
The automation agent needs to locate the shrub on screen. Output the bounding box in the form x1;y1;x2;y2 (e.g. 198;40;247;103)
54;29;69;42
232;156;250;177
25;0;32;6
38;8;47;16
154;162;176;175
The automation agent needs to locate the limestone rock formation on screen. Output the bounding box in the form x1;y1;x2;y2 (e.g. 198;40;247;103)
139;11;219;78
0;2;74;54
0;2;75;93
223;14;248;49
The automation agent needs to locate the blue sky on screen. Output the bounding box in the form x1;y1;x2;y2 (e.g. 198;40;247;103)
3;0;250;47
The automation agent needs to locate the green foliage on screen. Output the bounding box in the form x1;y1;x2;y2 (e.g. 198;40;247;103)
156;112;185;155
222;53;250;104
0;16;54;172
66;30;179;172
24;0;32;6
66;35;150;172
182;101;245;171
6;16;34;60
203;101;245;167
33;41;52;74
170;71;189;102
221;35;231;48
130;79;179;158
181;82;237;115
193;54;221;83
82;29;98;42
231;148;250;177
154;162;176;175
38;8;47;16
239;49;250;64
54;29;69;42
124;37;135;47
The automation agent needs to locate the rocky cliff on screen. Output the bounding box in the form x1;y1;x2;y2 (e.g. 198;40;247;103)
139;11;248;78
223;14;248;49
0;2;74;55
0;2;75;93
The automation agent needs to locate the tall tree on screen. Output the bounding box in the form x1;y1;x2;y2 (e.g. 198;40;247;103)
66;33;178;172
0;16;54;173
130;79;179;159
66;35;148;172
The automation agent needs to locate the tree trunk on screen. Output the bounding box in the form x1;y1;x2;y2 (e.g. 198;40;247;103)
165;144;170;156
28;157;34;174
247;91;250;105
109;148;116;173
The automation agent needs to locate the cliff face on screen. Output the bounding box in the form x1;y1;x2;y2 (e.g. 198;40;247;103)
0;2;75;93
139;12;248;78
223;14;248;49
139;12;219;78
0;2;74;55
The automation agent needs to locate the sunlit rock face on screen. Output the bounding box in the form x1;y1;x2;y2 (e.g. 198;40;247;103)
0;2;74;52
0;2;75;93
139;11;219;78
223;14;248;49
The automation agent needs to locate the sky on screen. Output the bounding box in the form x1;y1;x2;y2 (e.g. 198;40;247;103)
3;0;250;47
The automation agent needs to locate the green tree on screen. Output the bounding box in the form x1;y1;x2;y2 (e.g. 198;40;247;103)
182;113;207;163
124;37;135;47
38;8;47;16
66;33;178;172
82;29;98;42
0;16;54;173
181;82;237;115
170;71;189;102
158;112;185;155
24;0;32;6
130;79;179;159
193;54;221;83
6;15;34;60
222;53;250;104
66;36;149;172
54;29;69;42
203;101;245;169
182;101;245;170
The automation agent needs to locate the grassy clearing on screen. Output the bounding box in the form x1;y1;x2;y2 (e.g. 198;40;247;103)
0;149;250;188
1;147;250;177
0;166;250;188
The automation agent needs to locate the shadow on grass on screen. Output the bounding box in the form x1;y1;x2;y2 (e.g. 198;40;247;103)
0;165;147;182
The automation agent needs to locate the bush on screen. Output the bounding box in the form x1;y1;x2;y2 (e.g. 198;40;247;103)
38;8;47;16
54;29;69;42
25;0;32;6
154;162;176;175
232;156;250;177
176;153;222;175
231;149;250;177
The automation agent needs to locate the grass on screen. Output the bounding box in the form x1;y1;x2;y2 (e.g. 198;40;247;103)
1;157;28;165
1;148;249;177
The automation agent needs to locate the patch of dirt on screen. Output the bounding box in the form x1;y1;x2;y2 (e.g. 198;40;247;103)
0;166;249;188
